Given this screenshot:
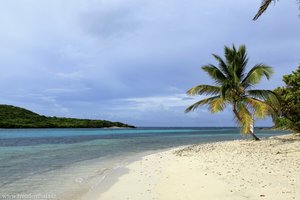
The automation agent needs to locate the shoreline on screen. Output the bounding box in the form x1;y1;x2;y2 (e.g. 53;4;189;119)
83;147;188;200
97;134;300;200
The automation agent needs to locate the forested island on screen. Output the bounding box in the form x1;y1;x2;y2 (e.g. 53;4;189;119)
0;105;135;128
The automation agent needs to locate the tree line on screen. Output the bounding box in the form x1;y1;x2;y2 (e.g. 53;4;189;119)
0;105;134;128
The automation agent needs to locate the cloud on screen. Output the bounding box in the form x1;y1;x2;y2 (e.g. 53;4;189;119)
79;0;144;39
55;71;85;79
118;94;199;111
91;93;220;126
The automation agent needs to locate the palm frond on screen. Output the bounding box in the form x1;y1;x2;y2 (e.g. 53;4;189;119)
223;45;248;82
187;85;220;96
238;44;246;56
220;83;231;99
185;96;220;113
208;97;227;113
243;97;269;119
212;54;230;77
253;0;275;21
235;45;248;80
236;103;254;134
224;46;236;70
247;89;278;102
201;65;227;84
247;90;281;121
242;64;273;87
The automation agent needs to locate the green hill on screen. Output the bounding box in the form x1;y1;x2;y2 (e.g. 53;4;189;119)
0;105;135;128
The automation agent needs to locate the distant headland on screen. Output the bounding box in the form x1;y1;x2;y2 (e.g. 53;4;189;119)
0;104;135;129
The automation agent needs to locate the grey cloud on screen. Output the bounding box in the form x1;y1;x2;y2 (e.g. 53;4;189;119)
79;1;143;39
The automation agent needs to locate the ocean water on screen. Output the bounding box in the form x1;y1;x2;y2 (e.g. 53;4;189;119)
0;127;288;200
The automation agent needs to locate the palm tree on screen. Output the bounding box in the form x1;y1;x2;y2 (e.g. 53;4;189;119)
185;45;279;140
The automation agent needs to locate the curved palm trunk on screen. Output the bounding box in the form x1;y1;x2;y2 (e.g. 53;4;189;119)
250;132;260;141
232;104;260;141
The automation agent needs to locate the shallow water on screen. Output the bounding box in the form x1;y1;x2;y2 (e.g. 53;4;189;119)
0;127;288;200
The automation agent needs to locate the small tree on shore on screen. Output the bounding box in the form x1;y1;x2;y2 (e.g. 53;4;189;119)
185;45;279;140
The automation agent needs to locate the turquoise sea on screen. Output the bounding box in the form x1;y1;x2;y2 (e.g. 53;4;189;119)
0;127;288;200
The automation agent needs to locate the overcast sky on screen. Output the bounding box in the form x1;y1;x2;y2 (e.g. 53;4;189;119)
0;0;299;127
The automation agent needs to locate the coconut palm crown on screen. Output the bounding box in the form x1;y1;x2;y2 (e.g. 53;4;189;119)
185;45;279;140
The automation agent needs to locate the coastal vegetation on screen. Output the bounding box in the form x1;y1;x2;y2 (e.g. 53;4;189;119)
185;45;279;140
272;66;300;132
0;104;134;128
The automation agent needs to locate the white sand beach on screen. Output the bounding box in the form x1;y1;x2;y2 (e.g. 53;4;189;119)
98;134;300;200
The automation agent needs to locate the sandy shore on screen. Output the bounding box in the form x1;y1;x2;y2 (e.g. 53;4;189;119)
98;134;300;200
